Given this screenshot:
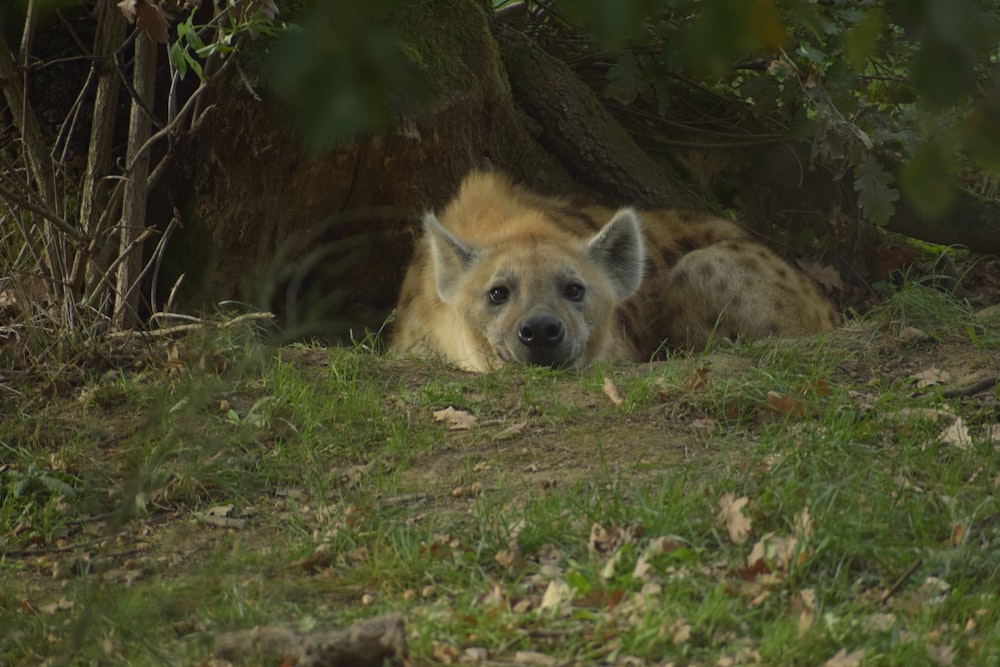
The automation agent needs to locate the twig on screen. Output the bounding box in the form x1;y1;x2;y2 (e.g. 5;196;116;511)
18;0;37;65
881;558;923;606
943;377;999;398
148;213;180;314
164;273;185;315
84;227;155;309
107;311;275;339
125;52;237;174
2;530;130;557
0;181;85;241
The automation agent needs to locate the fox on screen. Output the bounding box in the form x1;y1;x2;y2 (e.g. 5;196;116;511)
391;171;837;371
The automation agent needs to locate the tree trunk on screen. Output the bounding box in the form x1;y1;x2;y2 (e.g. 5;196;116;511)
74;0;125;295
113;31;156;330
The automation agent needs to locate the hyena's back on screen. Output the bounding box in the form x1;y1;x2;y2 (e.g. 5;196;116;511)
636;211;839;352
391;172;837;370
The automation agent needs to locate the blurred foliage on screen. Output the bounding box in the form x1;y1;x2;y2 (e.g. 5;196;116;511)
265;0;426;149
267;0;998;226
557;0;1000;225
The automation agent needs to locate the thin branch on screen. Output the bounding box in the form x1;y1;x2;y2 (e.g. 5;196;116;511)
0;182;86;241
84;227;154;309
18;0;38;65
163;273;185;314
881;558;923;606
125;50;239;174
149;212;180;313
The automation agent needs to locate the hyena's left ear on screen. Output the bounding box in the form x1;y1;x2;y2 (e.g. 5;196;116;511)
424;212;480;303
587;208;646;300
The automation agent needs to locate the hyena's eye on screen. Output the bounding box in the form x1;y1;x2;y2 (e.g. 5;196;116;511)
564;283;586;302
488;286;511;304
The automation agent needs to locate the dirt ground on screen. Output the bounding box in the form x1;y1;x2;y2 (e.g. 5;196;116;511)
2;262;1000;663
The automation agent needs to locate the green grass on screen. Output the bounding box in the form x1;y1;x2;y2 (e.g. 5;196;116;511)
2;283;1000;665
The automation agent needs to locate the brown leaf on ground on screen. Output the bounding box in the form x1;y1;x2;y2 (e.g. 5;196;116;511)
796;588;816;635
799;260;844;294
684;366;711;391
539;579;571;612
496;420;528;439
602;376;623;405
747;532;804;572
910;367;951;388
766;391;805;418
716;494;751;544
513;651;559;665
432;406;476;430
588;522;642;555
432;640;460;664
823;648;866;667
938;417;971;450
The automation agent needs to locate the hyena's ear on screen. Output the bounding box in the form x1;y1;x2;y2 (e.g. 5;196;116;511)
587;208;646;300
424;212;479;303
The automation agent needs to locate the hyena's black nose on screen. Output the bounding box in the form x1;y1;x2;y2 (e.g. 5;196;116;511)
518;312;565;349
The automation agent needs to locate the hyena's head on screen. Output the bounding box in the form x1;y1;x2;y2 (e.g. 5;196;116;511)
425;208;646;369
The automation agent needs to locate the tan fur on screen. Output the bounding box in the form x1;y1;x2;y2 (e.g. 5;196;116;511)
392;171;837;371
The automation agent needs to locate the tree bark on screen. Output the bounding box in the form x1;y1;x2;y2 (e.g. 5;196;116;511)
74;0;125;295
113;32;156;329
495;23;690;208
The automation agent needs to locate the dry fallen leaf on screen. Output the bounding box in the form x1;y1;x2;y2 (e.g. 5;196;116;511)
602;376;623;406
495;420;528;439
766;390;805;418
206;504;234;517
938;417;971;450
747;532;802;572
926;643;956;667
118;0;171;43
795;588;816;635
684;366;711;391
539;579;571;612
39;597;75;614
512;651;559;666
893;407;957;423
495;549;519;568
669;619;692;644
432;406;476;430
431;640;461;664
910;367;951;389
717;494;751;544
588;522;641;555
823;648;866;667
793;505;813;540
799;260;844;294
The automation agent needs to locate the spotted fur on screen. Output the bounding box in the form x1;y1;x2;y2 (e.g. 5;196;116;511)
391;171;837;371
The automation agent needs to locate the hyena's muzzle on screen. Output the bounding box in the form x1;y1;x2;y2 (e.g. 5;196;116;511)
510;306;574;367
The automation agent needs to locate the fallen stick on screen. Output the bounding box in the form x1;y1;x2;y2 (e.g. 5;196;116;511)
213;612;409;667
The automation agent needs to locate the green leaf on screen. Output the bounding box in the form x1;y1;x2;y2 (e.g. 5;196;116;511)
843;8;884;71
38;474;77;499
900;142;957;219
853;154;899;226
168;42;188;79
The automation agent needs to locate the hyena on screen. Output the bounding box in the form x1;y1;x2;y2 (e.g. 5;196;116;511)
391;171;837;371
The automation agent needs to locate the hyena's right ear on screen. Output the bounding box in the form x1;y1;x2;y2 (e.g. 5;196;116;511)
424;212;479;303
587;208;646;301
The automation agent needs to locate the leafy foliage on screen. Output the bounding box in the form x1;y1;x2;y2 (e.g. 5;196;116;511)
559;0;1000;226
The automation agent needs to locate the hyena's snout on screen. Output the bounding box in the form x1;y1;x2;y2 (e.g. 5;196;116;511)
518;310;565;348
514;308;571;366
